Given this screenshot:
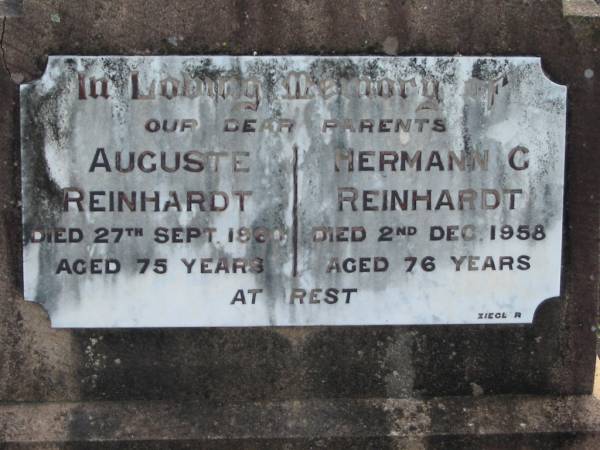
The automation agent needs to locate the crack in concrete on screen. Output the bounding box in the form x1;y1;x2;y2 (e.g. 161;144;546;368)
0;16;12;79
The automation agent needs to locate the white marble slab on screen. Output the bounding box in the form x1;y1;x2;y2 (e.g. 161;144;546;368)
20;56;566;327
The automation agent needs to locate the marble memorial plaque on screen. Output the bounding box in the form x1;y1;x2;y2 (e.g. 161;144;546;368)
20;56;566;327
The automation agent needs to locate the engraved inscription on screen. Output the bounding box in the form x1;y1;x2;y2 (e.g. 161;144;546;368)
20;56;566;327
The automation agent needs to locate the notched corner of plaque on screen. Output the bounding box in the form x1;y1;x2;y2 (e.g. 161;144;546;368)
21;294;56;328
19;55;63;93
531;57;567;92
531;295;562;325
21;266;56;327
18;75;35;96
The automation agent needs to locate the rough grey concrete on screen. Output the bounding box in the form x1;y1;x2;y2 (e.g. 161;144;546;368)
0;0;599;447
1;395;600;446
0;0;22;17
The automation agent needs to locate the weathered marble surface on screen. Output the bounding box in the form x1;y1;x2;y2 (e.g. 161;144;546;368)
20;56;566;327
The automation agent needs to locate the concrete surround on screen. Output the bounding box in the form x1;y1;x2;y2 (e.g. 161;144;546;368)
0;1;599;447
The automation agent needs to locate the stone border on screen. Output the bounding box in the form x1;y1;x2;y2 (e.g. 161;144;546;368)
1;395;599;443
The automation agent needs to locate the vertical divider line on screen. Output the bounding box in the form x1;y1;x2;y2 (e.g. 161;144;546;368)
292;144;299;278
